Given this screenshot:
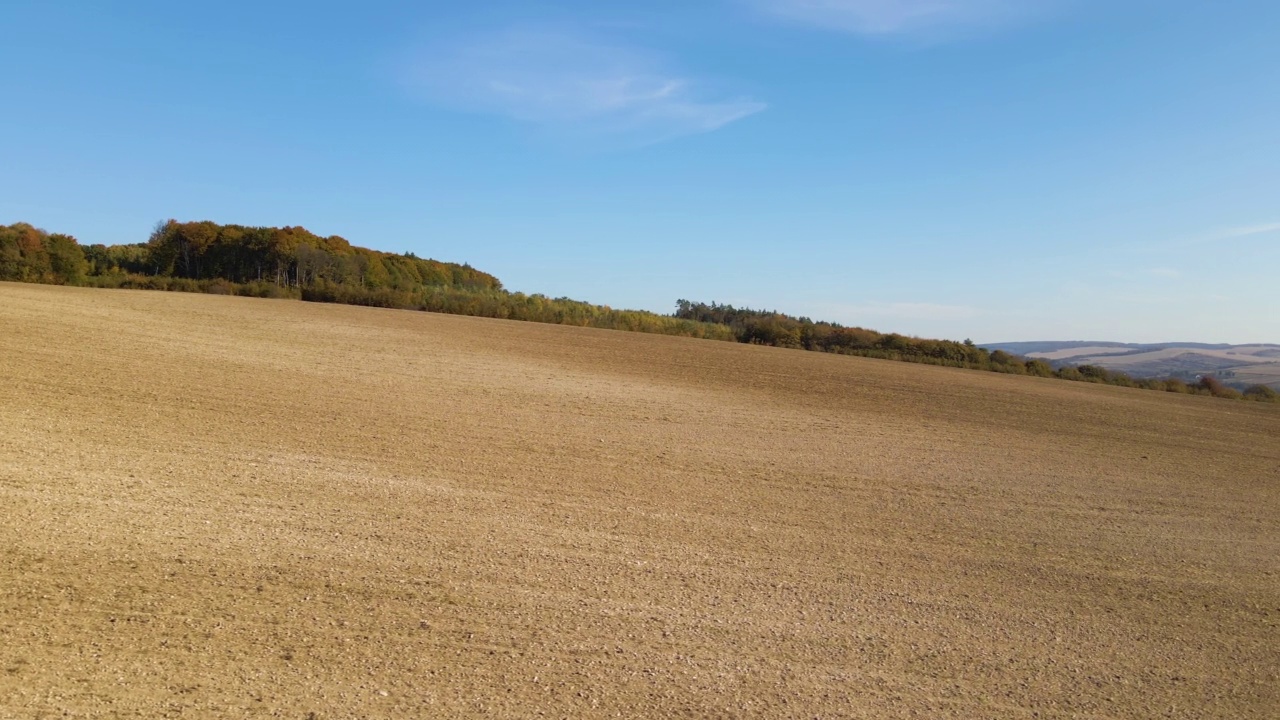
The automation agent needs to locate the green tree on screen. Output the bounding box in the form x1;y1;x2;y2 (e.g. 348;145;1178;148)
44;233;87;284
147;220;179;275
0;226;22;279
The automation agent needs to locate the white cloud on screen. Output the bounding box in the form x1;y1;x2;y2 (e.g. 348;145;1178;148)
750;0;1052;36
1144;267;1181;279
401;26;765;145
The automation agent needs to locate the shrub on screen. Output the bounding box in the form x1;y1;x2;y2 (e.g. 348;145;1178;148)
1077;365;1111;383
1243;385;1279;403
204;278;234;295
236;280;296;299
1056;367;1084;382
1024;359;1054;377
1198;376;1243;400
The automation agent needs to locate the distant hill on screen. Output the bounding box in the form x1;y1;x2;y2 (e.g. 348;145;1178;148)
980;341;1280;390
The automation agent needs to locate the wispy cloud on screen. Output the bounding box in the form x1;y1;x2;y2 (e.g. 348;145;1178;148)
1151;220;1280;251
819;301;979;321
1201;221;1280;244
864;301;978;319
401;26;765;146
1124;220;1280;255
1102;266;1183;282
749;0;1053;36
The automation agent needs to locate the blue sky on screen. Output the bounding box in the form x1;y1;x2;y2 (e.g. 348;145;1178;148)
2;0;1277;343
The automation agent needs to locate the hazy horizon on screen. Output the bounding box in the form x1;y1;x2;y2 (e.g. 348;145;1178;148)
979;339;1280;347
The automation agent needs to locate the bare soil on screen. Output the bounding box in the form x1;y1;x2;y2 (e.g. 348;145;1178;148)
2;282;1277;718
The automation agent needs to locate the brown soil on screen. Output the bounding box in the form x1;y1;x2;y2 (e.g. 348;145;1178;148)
2;282;1277;718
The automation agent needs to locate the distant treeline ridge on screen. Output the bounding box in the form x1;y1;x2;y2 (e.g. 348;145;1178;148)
0;220;734;340
673;301;1276;401
2;220;1275;403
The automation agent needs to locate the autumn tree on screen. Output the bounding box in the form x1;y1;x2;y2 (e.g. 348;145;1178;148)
1198;376;1243;399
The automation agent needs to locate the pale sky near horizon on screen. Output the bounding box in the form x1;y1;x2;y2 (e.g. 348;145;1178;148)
2;1;1277;343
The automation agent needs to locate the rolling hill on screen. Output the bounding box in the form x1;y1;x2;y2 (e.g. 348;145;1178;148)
983;340;1280;389
3;283;1278;718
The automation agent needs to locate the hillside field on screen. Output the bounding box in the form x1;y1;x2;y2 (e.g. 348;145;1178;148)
2;282;1278;718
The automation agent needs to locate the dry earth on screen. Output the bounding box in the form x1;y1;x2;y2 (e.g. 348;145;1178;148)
2;282;1278;719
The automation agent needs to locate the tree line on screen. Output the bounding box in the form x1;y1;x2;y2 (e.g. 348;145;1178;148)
2;220;1275;403
0;221;733;340
673;300;1279;402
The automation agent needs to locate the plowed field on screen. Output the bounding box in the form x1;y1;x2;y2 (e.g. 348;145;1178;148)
2;282;1277;718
